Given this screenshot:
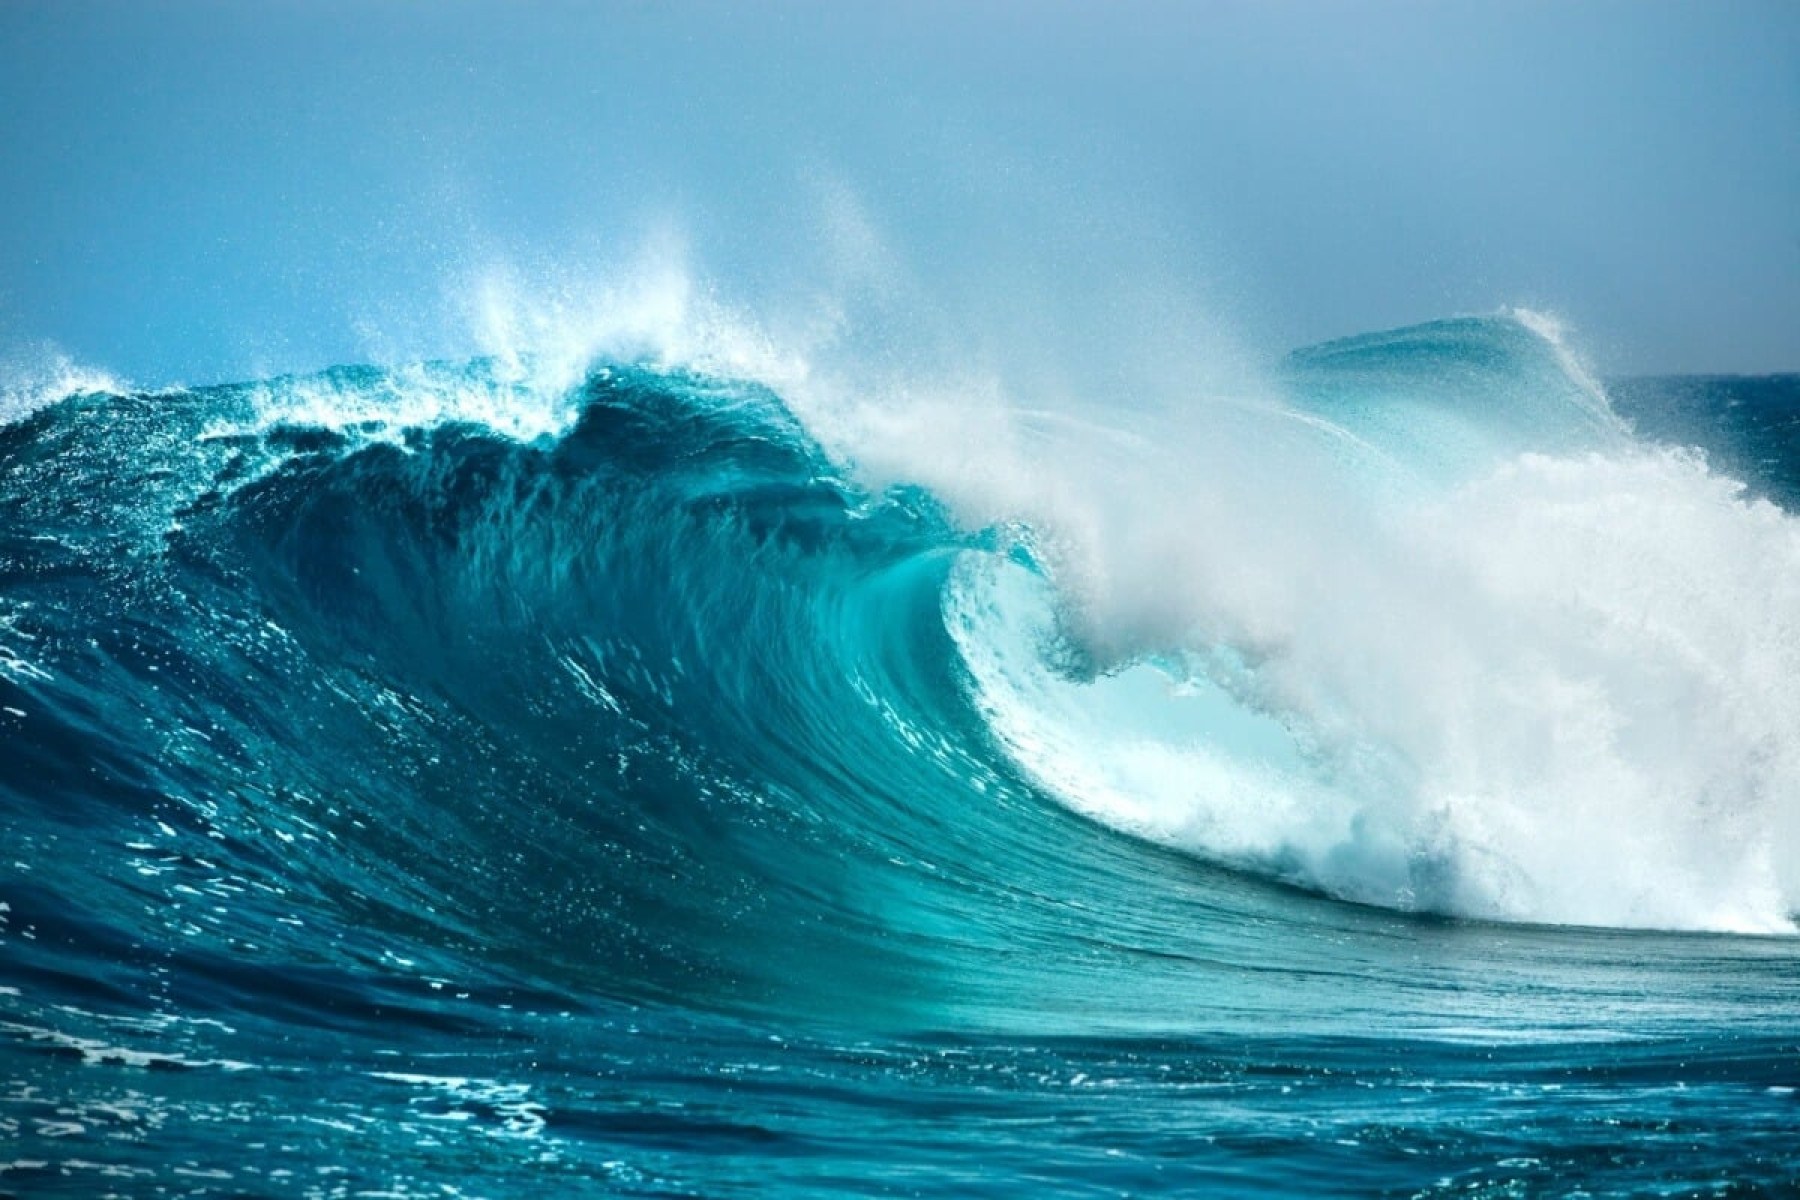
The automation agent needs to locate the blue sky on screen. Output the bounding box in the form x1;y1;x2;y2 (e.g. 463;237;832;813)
1;0;1795;384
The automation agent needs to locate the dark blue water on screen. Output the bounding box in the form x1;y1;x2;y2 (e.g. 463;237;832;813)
2;318;1798;1196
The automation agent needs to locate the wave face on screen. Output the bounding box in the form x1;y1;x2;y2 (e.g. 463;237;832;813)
4;318;1800;1196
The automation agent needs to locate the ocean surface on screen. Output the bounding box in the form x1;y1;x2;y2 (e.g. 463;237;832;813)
2;314;1798;1197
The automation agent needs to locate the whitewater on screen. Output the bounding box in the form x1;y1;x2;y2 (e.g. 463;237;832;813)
3;283;1800;1196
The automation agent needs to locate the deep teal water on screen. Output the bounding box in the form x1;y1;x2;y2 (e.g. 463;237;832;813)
2;318;1798;1196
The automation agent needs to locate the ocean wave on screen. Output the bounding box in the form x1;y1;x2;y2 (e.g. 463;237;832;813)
1;313;1794;1031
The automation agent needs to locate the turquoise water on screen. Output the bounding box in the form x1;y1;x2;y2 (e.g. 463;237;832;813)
2;315;1798;1196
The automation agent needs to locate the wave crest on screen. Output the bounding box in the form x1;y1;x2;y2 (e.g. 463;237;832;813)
942;314;1800;932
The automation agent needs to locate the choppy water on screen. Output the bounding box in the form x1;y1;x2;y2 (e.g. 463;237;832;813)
2;314;1798;1196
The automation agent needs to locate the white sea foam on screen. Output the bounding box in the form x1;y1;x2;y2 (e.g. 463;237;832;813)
935;320;1800;933
0;347;124;424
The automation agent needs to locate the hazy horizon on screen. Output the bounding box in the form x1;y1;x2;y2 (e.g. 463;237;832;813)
3;1;1796;386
